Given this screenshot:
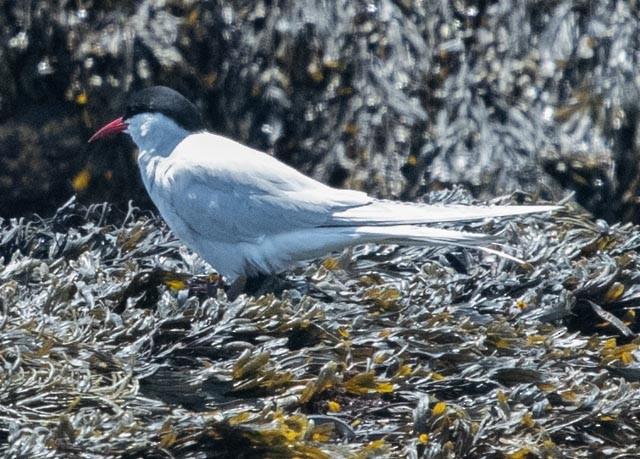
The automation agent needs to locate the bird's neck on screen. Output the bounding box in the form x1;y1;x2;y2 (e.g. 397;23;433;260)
126;113;191;160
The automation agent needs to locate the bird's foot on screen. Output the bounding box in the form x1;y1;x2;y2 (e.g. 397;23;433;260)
244;273;290;297
224;273;293;300
196;273;293;301
226;275;247;301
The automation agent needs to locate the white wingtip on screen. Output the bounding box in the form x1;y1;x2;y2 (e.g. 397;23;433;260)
331;201;560;226
355;225;529;265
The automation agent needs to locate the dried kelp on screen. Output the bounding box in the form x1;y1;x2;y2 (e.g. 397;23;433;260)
2;0;640;223
3;194;640;457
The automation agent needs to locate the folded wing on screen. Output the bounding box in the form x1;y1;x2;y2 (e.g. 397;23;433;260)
163;133;372;243
328;200;559;226
165;132;558;253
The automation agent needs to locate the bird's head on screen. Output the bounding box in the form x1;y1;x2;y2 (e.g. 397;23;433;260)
88;86;205;143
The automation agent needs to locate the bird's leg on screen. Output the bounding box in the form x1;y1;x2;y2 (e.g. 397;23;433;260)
226;275;247;301
244;273;292;296
225;273;294;300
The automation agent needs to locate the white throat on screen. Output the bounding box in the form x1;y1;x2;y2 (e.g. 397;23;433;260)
126;112;191;159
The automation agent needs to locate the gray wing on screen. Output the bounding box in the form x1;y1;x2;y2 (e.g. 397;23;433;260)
164;159;372;243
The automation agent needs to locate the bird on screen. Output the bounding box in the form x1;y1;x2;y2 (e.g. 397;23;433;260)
89;86;559;288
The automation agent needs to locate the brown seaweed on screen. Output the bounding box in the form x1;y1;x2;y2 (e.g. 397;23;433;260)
3;194;640;457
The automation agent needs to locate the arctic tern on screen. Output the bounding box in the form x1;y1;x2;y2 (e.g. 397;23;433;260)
89;86;558;284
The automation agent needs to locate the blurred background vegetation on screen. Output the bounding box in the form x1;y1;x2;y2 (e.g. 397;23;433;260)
0;0;639;221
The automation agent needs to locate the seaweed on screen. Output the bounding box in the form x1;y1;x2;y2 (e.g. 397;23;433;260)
3;193;640;457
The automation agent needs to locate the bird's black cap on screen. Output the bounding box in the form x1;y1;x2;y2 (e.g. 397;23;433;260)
124;86;205;132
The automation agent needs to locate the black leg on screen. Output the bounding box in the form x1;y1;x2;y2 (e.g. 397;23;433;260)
226;275;247;301
243;273;290;297
225;273;294;300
